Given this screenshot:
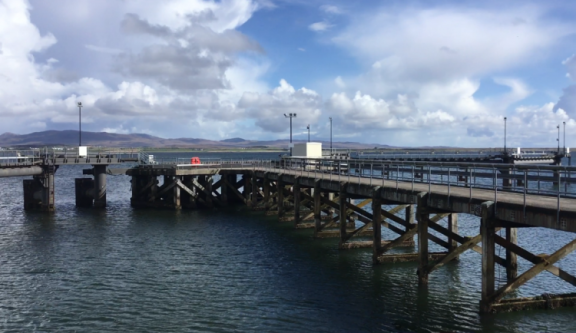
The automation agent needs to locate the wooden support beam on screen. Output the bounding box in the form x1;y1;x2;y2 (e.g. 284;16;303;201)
314;181;321;234
494;235;576;287
225;179;247;204
427;222;504;274
191;178;220;207
157;180;176;196
293;180;301;226
373;189;382;264
251;175;258;207
263;176;271;209
277;178;284;217
480;201;496;313
205;176;213;207
405;204;415;235
417;193;429;285
506;227;518;282
448;214;458;253
220;174;229;205
339;185;347;245
244;175;252;207
137;177;156;198
487;237;576;307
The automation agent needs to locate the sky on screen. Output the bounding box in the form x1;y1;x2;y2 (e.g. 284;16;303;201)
1;0;576;147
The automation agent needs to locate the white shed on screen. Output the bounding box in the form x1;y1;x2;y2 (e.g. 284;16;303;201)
292;142;322;158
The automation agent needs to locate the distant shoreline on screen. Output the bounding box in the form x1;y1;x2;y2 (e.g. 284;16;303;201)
142;148;287;153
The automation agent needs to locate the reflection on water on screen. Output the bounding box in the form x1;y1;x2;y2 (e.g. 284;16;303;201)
0;152;575;332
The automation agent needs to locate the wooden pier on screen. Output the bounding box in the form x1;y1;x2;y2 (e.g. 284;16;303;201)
123;157;576;313
3;151;576;313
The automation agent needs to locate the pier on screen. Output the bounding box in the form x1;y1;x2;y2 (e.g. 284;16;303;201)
2;149;576;313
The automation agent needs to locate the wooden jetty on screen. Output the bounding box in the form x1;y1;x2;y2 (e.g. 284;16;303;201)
3;150;576;313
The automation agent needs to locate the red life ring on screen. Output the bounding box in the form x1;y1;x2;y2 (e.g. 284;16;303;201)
191;157;201;165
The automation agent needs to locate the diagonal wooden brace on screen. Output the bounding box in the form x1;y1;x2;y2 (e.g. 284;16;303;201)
489;238;576;304
494;235;576;287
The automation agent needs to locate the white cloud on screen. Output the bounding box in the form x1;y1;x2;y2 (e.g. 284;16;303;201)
85;44;123;54
333;6;573;83
0;0;270;139
309;21;332;32
238;79;322;132
555;55;576;118
564;54;576;80
320;5;341;15
334;76;345;89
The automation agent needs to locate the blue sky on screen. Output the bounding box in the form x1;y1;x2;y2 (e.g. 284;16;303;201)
1;0;576;147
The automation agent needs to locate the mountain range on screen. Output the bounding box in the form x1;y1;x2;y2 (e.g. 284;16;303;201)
0;130;392;149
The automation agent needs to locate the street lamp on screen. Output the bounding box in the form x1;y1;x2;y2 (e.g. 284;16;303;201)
504;116;507;154
564;121;566;154
78;102;83;146
329;117;333;155
557;124;560;153
284;113;297;156
307;124;310;142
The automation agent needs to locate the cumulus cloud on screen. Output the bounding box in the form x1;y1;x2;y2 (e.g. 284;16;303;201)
555;55;576;118
0;0;270;139
320;5;341;15
333;6;573;84
309;21;332;32
238;79;322;132
114;13;263;92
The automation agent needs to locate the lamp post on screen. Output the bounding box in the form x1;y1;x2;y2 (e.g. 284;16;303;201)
307;124;310;142
557;124;560;153
78;102;83;146
284;113;297;156
564;121;566;154
504;116;507;154
329;117;333;155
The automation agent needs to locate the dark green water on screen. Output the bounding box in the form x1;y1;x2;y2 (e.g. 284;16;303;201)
1;152;575;332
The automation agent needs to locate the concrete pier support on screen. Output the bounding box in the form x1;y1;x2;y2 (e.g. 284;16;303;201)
75;178;94;207
173;176;181;209
93;165;107;208
24;167;56;211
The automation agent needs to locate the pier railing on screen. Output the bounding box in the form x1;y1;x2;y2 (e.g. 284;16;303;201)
0;148;140;167
141;156;576;203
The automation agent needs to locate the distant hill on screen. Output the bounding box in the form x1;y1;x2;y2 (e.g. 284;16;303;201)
0;130;393;149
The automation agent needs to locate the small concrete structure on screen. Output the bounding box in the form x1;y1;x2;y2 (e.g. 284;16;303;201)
293;142;322;158
78;146;88;157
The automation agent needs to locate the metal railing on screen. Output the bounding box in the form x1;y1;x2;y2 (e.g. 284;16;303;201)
0;148;140;167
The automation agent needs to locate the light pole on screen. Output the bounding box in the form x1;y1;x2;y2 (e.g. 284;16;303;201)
329;117;333;155
564;121;566;154
307;124;310;142
78;102;83;146
284;113;296;156
504;116;507;154
557;124;560;153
